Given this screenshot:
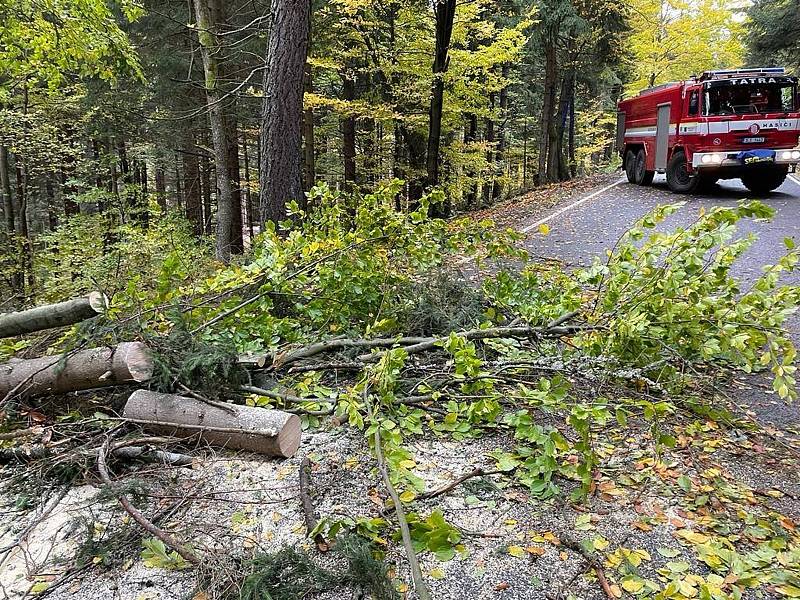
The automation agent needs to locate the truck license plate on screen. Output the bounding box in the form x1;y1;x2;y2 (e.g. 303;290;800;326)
743;137;765;143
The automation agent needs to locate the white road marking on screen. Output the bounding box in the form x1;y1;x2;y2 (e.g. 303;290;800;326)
520;177;626;233
455;176;626;266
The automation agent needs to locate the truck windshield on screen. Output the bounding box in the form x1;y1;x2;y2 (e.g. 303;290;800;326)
704;81;797;115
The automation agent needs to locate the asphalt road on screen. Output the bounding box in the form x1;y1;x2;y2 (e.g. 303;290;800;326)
522;173;800;284
519;172;800;430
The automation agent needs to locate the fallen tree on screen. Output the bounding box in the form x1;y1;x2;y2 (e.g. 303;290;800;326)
0;292;108;339
123;390;301;457
0;342;153;398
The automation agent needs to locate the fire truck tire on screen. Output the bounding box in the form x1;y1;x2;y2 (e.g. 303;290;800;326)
634;150;654;186
624;151;637;183
740;169;788;195
666;151;699;194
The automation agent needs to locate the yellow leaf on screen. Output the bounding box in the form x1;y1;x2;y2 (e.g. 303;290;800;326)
593;537;610;551
777;585;800;597
538;223;551;236
622;579;644;593
676;530;709;545
609;584;623;598
543;531;560;545
399;490;416;503
507;545;526;558
429;568;445;580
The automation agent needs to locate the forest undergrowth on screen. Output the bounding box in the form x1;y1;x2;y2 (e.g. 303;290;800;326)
1;181;799;600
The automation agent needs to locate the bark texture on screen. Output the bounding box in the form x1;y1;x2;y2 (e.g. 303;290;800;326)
0;292;107;339
0;342;153;397
341;71;357;187
302;62;316;193
194;0;234;262
183;132;203;236
259;0;311;225
426;0;457;192
123;390;301;457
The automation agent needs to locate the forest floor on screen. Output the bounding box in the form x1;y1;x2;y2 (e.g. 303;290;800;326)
2;173;800;600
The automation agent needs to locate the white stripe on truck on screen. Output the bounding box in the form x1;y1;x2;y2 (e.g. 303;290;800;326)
624;124;677;137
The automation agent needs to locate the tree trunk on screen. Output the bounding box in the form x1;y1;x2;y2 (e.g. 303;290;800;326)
426;0;457;196
302;61;315;192
155;163;167;211
242;128;255;241
493;64;510;200
464;114;478;207
183;132;203;236
568;87;576;178
259;0;311;225
0;293;107;339
482;94;496;206
341;71;357;188
0;146;14;233
174;152;182;208
201;146;212;234
538;37;557;184
0;342;153;398
123;390;301;457
194;0;234;262
225;112;244;253
548;68;574;183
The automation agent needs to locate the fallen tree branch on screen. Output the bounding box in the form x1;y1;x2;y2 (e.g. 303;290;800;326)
96;436;200;565
190;237;390;334
0;292;107;339
359;324;589;363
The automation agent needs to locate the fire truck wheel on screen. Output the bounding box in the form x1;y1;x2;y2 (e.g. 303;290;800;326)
634;150;654;186
624;151;637;183
666;151;699;194
740;169;788;195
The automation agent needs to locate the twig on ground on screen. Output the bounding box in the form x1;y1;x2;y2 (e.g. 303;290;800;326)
96;436;200;565
240;384;334;405
299;456;328;552
366;385;431;600
0;426;44;441
559;534;614;599
0;486;70;558
177;382;237;415
416;467;504;501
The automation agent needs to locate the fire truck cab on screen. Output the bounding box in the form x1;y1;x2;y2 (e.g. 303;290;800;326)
616;68;800;194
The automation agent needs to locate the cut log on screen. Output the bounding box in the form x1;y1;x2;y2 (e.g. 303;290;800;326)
0;292;108;339
0;342;153;398
123;390;301;458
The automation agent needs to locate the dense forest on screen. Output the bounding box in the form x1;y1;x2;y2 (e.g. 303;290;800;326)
3;0;795;298
2;2;800;599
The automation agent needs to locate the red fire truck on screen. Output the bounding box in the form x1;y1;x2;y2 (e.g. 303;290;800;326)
616;68;800;194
